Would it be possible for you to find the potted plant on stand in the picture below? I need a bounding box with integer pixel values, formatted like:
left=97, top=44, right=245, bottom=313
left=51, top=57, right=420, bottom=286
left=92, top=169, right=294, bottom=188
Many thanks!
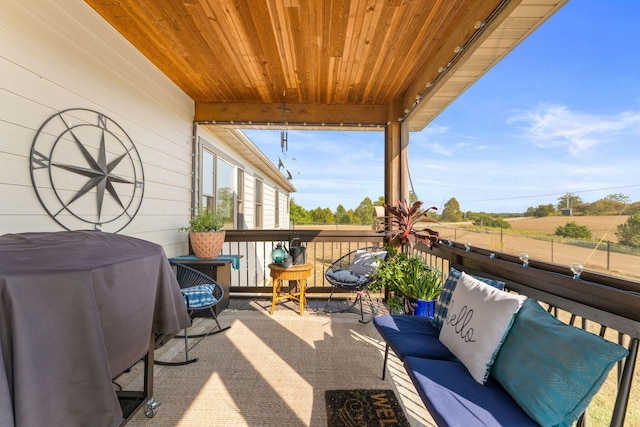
left=180, top=208, right=226, bottom=258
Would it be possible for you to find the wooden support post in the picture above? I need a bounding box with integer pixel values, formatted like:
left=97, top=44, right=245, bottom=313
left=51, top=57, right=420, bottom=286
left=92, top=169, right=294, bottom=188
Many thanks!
left=384, top=99, right=409, bottom=207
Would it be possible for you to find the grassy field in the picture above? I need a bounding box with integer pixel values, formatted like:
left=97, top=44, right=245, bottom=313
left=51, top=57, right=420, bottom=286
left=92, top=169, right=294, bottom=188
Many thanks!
left=434, top=216, right=640, bottom=281
left=299, top=215, right=630, bottom=240
left=505, top=215, right=629, bottom=243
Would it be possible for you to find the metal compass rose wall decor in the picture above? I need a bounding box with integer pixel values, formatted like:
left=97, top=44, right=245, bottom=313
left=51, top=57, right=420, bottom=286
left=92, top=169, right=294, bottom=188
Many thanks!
left=30, top=108, right=145, bottom=233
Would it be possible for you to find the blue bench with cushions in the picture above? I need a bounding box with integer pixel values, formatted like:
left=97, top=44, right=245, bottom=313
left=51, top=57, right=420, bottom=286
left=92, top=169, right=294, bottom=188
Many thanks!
left=373, top=267, right=632, bottom=427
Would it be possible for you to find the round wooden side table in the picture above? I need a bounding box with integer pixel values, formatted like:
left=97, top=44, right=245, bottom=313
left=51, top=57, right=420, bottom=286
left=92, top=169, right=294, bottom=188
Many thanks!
left=268, top=262, right=313, bottom=315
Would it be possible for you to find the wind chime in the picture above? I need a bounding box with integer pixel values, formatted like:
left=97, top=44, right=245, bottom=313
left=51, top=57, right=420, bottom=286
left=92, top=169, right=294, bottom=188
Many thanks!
left=277, top=92, right=294, bottom=180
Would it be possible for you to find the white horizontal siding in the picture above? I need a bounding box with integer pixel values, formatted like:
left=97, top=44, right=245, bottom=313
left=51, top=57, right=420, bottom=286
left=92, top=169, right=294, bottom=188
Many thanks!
left=0, top=0, right=195, bottom=253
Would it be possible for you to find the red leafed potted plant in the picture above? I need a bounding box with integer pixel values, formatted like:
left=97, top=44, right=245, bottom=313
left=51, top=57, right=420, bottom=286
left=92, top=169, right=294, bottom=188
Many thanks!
left=381, top=199, right=439, bottom=249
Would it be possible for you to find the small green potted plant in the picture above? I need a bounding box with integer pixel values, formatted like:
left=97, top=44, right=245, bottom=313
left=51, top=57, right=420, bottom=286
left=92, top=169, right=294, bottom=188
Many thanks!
left=180, top=208, right=226, bottom=258
left=373, top=248, right=442, bottom=316
left=396, top=256, right=442, bottom=316
left=387, top=292, right=404, bottom=315
left=370, top=246, right=403, bottom=292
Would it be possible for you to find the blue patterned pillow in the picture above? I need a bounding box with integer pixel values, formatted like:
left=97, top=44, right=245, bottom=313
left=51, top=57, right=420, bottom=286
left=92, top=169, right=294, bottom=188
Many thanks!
left=431, top=267, right=505, bottom=330
left=492, top=299, right=629, bottom=427
left=182, top=284, right=218, bottom=308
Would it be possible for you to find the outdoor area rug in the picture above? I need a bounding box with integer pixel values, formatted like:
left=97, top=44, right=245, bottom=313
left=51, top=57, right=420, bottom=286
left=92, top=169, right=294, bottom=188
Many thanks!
left=325, top=389, right=410, bottom=427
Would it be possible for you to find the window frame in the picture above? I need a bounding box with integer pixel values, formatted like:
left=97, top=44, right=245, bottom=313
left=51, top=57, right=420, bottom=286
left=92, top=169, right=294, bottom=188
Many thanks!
left=254, top=176, right=263, bottom=229
left=199, top=141, right=244, bottom=229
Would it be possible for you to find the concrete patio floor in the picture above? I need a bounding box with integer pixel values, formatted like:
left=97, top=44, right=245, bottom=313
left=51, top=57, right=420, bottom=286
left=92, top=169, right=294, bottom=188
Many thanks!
left=118, top=296, right=434, bottom=426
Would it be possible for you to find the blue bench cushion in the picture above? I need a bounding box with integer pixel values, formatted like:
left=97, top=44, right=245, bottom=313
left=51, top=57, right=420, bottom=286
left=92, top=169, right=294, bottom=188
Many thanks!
left=182, top=284, right=218, bottom=308
left=373, top=314, right=454, bottom=361
left=492, top=298, right=629, bottom=427
left=403, top=357, right=538, bottom=427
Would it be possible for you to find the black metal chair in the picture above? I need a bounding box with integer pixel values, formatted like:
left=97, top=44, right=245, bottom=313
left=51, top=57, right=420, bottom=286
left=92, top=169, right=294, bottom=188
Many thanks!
left=323, top=246, right=387, bottom=323
left=155, top=262, right=230, bottom=366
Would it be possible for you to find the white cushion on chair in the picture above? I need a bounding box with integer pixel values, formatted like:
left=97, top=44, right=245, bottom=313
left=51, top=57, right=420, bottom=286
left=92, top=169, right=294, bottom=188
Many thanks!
left=348, top=250, right=386, bottom=275
left=182, top=284, right=218, bottom=308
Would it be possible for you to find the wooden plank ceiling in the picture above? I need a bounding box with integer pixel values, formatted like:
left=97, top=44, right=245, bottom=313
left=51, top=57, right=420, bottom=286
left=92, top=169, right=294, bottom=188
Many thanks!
left=84, top=0, right=567, bottom=130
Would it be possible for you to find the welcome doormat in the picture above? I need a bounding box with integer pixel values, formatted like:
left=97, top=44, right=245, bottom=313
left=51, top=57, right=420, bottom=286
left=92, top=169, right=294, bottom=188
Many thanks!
left=325, top=389, right=410, bottom=427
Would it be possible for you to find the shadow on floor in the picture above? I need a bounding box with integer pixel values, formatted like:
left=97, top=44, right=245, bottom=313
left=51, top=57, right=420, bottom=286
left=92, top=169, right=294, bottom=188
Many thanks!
left=227, top=296, right=390, bottom=318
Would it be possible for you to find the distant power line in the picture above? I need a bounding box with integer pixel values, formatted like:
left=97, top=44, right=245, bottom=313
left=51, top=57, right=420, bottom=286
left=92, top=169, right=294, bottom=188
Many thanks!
left=460, top=184, right=640, bottom=204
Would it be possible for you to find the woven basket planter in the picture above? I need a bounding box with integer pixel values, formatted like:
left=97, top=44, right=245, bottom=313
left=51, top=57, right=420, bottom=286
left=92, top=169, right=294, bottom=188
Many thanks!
left=189, top=230, right=226, bottom=258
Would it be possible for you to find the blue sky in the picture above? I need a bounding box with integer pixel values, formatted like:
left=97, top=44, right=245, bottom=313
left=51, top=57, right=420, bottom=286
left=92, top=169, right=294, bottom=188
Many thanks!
left=244, top=1, right=640, bottom=213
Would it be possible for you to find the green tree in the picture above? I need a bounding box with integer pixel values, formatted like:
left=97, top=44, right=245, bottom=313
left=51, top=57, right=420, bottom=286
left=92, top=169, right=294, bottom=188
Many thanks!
left=353, top=197, right=374, bottom=225
left=492, top=217, right=512, bottom=229
left=557, top=193, right=583, bottom=210
left=311, top=207, right=334, bottom=224
left=580, top=199, right=625, bottom=216
left=605, top=193, right=631, bottom=204
left=290, top=199, right=311, bottom=223
left=616, top=212, right=640, bottom=247
left=555, top=221, right=592, bottom=239
left=334, top=204, right=351, bottom=224
left=309, top=207, right=322, bottom=223
left=472, top=213, right=511, bottom=229
left=440, top=197, right=463, bottom=222
left=526, top=204, right=556, bottom=217
left=626, top=202, right=640, bottom=215
left=347, top=208, right=356, bottom=224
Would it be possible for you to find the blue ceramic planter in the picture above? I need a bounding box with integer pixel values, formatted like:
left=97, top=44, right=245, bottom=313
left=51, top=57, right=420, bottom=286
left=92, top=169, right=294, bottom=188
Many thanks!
left=404, top=297, right=436, bottom=317
left=414, top=299, right=436, bottom=317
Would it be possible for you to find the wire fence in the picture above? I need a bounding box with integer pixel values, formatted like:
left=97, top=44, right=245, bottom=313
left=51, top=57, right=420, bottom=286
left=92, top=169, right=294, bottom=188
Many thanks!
left=290, top=222, right=640, bottom=281
left=435, top=226, right=640, bottom=281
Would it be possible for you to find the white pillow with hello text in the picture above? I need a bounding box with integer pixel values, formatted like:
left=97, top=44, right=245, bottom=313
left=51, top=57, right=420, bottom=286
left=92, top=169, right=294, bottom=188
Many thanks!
left=438, top=272, right=526, bottom=384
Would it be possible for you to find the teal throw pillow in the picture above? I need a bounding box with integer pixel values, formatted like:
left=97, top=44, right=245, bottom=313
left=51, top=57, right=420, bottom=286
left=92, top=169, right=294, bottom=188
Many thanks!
left=492, top=298, right=629, bottom=427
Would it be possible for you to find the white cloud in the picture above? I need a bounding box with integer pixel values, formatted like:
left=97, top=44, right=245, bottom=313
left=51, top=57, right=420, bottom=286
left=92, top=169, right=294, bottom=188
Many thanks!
left=510, top=104, right=640, bottom=155
left=410, top=125, right=481, bottom=157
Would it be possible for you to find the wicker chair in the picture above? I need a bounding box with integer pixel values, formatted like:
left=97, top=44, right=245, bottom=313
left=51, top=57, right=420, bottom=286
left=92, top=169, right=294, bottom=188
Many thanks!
left=324, top=246, right=387, bottom=323
left=155, top=262, right=230, bottom=366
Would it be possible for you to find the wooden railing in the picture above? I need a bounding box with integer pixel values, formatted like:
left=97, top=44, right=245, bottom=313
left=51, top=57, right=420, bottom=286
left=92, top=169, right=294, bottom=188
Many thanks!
left=222, top=229, right=640, bottom=425
left=223, top=229, right=384, bottom=295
